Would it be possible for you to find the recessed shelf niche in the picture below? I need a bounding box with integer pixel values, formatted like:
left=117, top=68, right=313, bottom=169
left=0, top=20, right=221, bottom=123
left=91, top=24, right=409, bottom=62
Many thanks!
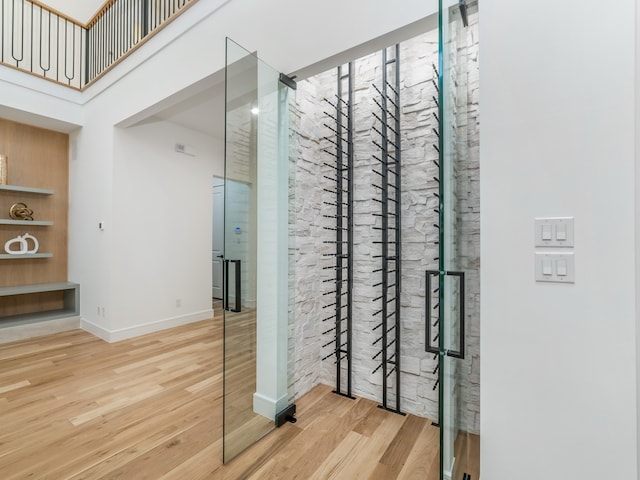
left=0, top=118, right=73, bottom=332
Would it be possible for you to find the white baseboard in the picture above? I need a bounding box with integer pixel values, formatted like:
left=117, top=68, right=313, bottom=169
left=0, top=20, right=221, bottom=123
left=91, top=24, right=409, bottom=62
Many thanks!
left=444, top=456, right=456, bottom=480
left=79, top=318, right=111, bottom=342
left=0, top=316, right=81, bottom=344
left=81, top=309, right=213, bottom=343
left=253, top=391, right=289, bottom=422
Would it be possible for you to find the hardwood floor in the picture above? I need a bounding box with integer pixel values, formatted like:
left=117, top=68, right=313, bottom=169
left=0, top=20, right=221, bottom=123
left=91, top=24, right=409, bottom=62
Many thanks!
left=223, top=306, right=273, bottom=461
left=0, top=309, right=479, bottom=479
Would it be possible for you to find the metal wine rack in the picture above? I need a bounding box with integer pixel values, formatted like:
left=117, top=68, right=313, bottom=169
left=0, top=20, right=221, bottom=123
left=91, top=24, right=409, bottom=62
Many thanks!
left=370, top=45, right=403, bottom=414
left=320, top=62, right=355, bottom=399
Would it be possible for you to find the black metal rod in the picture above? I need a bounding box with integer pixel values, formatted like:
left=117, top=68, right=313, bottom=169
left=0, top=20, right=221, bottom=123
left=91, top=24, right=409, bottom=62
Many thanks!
left=100, top=13, right=105, bottom=75
left=64, top=20, right=76, bottom=83
left=55, top=14, right=59, bottom=81
left=371, top=96, right=397, bottom=121
left=223, top=259, right=229, bottom=311
left=346, top=60, right=354, bottom=398
left=445, top=271, right=466, bottom=359
left=380, top=47, right=390, bottom=410
left=142, top=0, right=150, bottom=37
left=223, top=259, right=242, bottom=313
left=29, top=2, right=33, bottom=72
left=84, top=19, right=89, bottom=85
left=425, top=270, right=439, bottom=355
left=234, top=260, right=241, bottom=312
left=40, top=8, right=51, bottom=73
left=334, top=63, right=344, bottom=396
left=393, top=42, right=402, bottom=412
left=12, top=0, right=25, bottom=64
left=323, top=111, right=350, bottom=130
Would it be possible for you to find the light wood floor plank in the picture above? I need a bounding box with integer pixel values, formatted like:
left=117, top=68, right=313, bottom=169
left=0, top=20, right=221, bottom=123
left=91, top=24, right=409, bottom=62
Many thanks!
left=0, top=307, right=479, bottom=479
left=396, top=421, right=440, bottom=480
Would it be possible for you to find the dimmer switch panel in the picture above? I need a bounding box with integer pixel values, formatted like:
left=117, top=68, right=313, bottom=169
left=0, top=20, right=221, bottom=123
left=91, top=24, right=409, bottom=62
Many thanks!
left=534, top=217, right=574, bottom=247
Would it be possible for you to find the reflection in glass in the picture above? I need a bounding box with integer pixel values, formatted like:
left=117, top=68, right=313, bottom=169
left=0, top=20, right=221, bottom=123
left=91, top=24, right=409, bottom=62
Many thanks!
left=223, top=38, right=295, bottom=463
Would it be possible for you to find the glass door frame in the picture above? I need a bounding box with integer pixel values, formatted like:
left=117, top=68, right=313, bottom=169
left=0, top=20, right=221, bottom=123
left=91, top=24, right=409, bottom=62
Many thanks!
left=222, top=37, right=297, bottom=463
left=438, top=1, right=471, bottom=479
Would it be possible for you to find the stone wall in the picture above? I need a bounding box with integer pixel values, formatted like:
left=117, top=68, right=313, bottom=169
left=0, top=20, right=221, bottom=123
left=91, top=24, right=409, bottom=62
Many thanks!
left=293, top=19, right=480, bottom=434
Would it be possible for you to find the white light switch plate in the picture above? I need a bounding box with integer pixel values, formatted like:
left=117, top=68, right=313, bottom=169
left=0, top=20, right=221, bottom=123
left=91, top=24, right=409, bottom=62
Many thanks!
left=535, top=217, right=574, bottom=247
left=535, top=253, right=575, bottom=283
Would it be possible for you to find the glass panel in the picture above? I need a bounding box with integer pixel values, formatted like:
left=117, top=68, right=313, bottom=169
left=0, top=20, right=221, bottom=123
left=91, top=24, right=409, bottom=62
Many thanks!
left=439, top=1, right=480, bottom=479
left=223, top=38, right=295, bottom=463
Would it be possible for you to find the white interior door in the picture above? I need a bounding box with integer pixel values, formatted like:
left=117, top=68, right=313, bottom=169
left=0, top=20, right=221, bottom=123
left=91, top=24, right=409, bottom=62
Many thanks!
left=212, top=177, right=224, bottom=299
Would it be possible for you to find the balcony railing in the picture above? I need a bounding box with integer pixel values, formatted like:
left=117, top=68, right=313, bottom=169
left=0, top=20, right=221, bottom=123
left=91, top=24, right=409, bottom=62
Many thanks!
left=0, top=0, right=196, bottom=90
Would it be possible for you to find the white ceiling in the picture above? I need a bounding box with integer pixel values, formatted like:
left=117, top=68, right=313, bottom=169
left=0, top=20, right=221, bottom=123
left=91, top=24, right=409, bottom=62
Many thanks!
left=117, top=72, right=227, bottom=140
left=153, top=85, right=226, bottom=139
left=37, top=0, right=106, bottom=23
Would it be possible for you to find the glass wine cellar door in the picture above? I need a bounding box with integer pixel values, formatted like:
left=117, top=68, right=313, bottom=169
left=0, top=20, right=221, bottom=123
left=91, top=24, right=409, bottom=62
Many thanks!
left=433, top=1, right=479, bottom=479
left=222, top=38, right=296, bottom=463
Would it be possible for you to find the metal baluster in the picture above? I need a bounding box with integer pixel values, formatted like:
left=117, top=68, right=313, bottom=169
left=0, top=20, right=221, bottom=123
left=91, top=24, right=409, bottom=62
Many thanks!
left=55, top=14, right=59, bottom=81
left=40, top=7, right=51, bottom=76
left=12, top=0, right=25, bottom=65
left=29, top=1, right=33, bottom=72
left=64, top=20, right=75, bottom=84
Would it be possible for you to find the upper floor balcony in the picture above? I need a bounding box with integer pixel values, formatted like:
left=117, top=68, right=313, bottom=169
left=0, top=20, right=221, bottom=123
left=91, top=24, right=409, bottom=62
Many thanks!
left=0, top=0, right=197, bottom=90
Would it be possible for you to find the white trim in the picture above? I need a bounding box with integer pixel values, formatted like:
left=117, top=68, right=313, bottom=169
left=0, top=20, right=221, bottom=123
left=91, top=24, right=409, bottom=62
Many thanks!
left=252, top=391, right=288, bottom=422
left=80, top=317, right=111, bottom=342
left=81, top=309, right=213, bottom=343
left=0, top=316, right=80, bottom=344
left=443, top=456, right=456, bottom=480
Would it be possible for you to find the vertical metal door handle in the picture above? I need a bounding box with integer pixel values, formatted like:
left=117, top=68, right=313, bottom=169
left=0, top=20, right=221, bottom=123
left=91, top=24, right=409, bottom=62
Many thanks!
left=232, top=259, right=241, bottom=313
left=425, top=270, right=465, bottom=360
left=425, top=270, right=439, bottom=355
left=224, top=260, right=229, bottom=311
left=446, top=271, right=465, bottom=360
left=224, top=259, right=242, bottom=313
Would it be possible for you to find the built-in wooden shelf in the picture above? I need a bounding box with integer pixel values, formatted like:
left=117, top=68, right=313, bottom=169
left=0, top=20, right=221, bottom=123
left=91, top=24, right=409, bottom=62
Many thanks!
left=0, top=219, right=53, bottom=226
left=0, top=253, right=53, bottom=259
left=0, top=121, right=70, bottom=337
left=0, top=185, right=54, bottom=195
left=0, top=282, right=80, bottom=328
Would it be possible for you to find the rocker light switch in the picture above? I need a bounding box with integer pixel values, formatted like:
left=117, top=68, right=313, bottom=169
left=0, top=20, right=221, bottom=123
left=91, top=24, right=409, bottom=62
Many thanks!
left=556, top=223, right=567, bottom=241
left=556, top=259, right=568, bottom=276
left=535, top=217, right=574, bottom=247
left=535, top=253, right=575, bottom=283
left=542, top=258, right=553, bottom=275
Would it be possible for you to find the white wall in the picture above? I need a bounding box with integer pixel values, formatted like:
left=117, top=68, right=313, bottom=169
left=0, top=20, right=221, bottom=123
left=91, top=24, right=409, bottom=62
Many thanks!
left=0, top=67, right=82, bottom=132
left=480, top=1, right=637, bottom=479
left=69, top=112, right=115, bottom=337
left=80, top=119, right=223, bottom=340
